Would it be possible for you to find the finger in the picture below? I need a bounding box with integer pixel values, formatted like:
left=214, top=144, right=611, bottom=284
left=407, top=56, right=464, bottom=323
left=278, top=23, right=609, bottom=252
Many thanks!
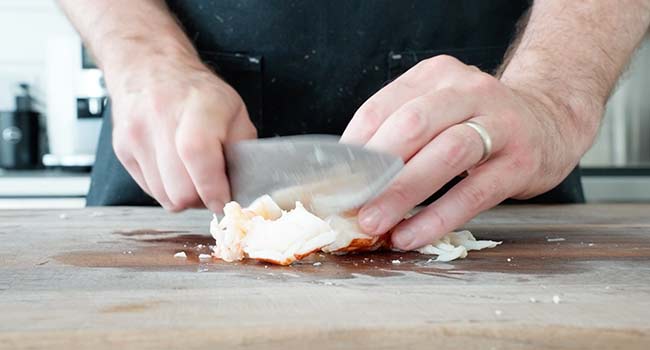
left=174, top=93, right=234, bottom=213
left=133, top=147, right=174, bottom=210
left=364, top=87, right=484, bottom=161
left=340, top=55, right=470, bottom=145
left=114, top=117, right=174, bottom=209
left=113, top=146, right=152, bottom=197
left=390, top=157, right=515, bottom=250
left=174, top=98, right=256, bottom=214
left=177, top=136, right=230, bottom=213
left=360, top=116, right=508, bottom=236
left=155, top=129, right=204, bottom=212
left=359, top=120, right=487, bottom=236
left=111, top=126, right=163, bottom=201
left=127, top=162, right=152, bottom=198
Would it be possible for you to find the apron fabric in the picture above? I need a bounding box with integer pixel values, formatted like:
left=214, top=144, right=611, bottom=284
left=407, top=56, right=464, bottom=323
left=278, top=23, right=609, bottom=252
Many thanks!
left=86, top=0, right=585, bottom=207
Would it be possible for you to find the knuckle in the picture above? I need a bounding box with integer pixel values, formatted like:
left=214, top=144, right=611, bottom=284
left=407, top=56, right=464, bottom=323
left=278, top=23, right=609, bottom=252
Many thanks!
left=395, top=107, right=428, bottom=143
left=510, top=153, right=539, bottom=179
left=148, top=89, right=178, bottom=116
left=468, top=73, right=498, bottom=94
left=119, top=119, right=145, bottom=141
left=419, top=55, right=459, bottom=71
left=424, top=208, right=446, bottom=231
left=458, top=175, right=506, bottom=212
left=440, top=130, right=471, bottom=169
left=388, top=180, right=416, bottom=204
left=435, top=86, right=462, bottom=102
left=488, top=176, right=508, bottom=200
left=112, top=133, right=136, bottom=164
left=456, top=183, right=489, bottom=210
left=354, top=101, right=385, bottom=133
left=175, top=131, right=215, bottom=162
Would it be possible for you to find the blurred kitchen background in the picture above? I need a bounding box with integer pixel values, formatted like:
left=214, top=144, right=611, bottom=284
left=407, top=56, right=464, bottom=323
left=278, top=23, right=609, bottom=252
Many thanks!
left=0, top=0, right=649, bottom=209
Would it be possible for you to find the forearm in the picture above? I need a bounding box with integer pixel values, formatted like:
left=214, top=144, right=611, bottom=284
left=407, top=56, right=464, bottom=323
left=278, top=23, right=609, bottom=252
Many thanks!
left=56, top=0, right=201, bottom=87
left=499, top=0, right=650, bottom=152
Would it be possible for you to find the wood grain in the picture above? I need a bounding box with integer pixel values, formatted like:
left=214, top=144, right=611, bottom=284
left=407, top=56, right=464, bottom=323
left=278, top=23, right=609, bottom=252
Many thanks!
left=1, top=204, right=649, bottom=349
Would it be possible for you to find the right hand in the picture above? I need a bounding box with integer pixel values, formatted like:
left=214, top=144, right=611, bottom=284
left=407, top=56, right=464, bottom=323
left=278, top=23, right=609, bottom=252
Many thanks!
left=108, top=54, right=257, bottom=213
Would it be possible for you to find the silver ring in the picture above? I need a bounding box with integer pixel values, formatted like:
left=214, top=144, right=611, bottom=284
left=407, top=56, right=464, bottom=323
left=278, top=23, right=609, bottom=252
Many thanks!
left=463, top=120, right=492, bottom=165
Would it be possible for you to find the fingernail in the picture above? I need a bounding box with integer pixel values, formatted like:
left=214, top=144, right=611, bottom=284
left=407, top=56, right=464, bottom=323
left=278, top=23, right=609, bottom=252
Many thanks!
left=393, top=227, right=417, bottom=250
left=359, top=206, right=383, bottom=235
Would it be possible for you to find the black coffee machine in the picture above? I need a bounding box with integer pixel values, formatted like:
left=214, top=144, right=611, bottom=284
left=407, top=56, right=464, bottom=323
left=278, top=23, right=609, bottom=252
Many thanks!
left=0, top=84, right=40, bottom=169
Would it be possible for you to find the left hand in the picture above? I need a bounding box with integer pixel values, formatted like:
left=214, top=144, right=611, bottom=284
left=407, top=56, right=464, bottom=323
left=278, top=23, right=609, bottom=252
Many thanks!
left=341, top=55, right=592, bottom=250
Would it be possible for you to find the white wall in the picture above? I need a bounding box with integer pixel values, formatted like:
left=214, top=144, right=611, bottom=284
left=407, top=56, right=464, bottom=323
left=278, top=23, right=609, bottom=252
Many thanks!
left=0, top=0, right=77, bottom=112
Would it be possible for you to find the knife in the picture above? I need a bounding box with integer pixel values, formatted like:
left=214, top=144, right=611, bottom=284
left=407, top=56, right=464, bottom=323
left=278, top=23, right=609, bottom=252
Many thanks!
left=225, top=135, right=404, bottom=217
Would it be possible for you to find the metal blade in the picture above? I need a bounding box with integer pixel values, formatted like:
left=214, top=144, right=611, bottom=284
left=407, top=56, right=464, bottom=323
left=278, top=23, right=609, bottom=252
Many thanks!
left=225, top=135, right=403, bottom=216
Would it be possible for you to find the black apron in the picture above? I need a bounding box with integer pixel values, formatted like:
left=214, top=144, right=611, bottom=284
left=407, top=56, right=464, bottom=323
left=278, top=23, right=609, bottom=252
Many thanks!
left=87, top=0, right=584, bottom=207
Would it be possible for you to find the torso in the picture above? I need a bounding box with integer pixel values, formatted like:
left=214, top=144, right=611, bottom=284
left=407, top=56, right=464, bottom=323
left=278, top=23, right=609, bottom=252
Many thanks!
left=87, top=1, right=585, bottom=206
left=165, top=0, right=529, bottom=136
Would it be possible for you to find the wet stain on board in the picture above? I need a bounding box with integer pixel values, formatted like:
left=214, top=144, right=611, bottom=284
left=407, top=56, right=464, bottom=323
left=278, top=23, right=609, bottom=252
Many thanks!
left=113, top=229, right=191, bottom=237
left=54, top=226, right=650, bottom=282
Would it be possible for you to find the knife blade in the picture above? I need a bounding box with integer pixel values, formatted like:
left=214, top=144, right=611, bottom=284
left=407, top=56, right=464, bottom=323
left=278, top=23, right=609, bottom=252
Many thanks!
left=225, top=135, right=404, bottom=216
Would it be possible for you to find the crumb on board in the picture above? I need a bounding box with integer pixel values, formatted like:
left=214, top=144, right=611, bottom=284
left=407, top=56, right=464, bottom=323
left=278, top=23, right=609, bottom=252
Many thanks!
left=58, top=213, right=68, bottom=220
left=494, top=310, right=503, bottom=316
left=529, top=297, right=537, bottom=303
left=173, top=251, right=187, bottom=259
left=507, top=258, right=512, bottom=262
left=198, top=254, right=212, bottom=260
left=552, top=295, right=561, bottom=304
left=391, top=260, right=401, bottom=265
left=313, top=262, right=322, bottom=267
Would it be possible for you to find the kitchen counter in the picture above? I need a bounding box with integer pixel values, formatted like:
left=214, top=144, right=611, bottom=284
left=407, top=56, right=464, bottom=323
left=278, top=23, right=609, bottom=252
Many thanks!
left=1, top=205, right=649, bottom=349
left=0, top=169, right=89, bottom=209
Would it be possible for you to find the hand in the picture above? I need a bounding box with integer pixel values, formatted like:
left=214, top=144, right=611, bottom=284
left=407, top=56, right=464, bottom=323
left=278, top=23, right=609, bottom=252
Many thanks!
left=341, top=55, right=592, bottom=250
left=108, top=54, right=257, bottom=212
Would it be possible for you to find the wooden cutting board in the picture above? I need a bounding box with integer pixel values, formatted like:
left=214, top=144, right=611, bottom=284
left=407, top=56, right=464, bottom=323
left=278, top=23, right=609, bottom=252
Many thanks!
left=1, top=204, right=650, bottom=349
